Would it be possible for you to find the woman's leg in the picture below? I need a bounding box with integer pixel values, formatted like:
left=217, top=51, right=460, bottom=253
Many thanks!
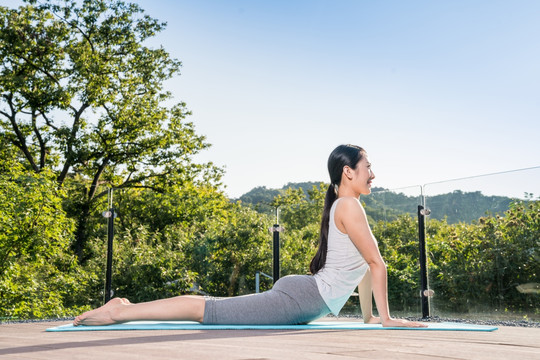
left=358, top=268, right=380, bottom=324
left=204, top=275, right=329, bottom=325
left=73, top=295, right=205, bottom=326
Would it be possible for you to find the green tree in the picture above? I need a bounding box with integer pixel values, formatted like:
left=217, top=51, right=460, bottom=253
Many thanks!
left=113, top=183, right=230, bottom=235
left=0, top=149, right=85, bottom=319
left=79, top=224, right=198, bottom=306
left=270, top=183, right=326, bottom=231
left=372, top=215, right=421, bottom=311
left=269, top=184, right=326, bottom=277
left=427, top=199, right=539, bottom=313
left=187, top=205, right=273, bottom=297
left=0, top=0, right=221, bottom=260
left=279, top=223, right=319, bottom=276
left=0, top=161, right=74, bottom=279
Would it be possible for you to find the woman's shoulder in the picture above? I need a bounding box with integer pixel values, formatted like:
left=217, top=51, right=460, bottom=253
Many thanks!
left=334, top=197, right=365, bottom=217
left=336, top=196, right=362, bottom=208
left=334, top=197, right=366, bottom=234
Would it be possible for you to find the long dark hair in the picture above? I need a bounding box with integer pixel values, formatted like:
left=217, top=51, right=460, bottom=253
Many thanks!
left=309, top=144, right=365, bottom=274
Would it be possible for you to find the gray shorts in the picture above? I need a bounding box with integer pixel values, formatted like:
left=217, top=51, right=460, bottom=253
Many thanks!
left=203, top=275, right=330, bottom=325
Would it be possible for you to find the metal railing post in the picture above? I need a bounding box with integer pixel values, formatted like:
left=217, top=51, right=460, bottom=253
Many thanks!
left=255, top=271, right=273, bottom=293
left=255, top=271, right=260, bottom=293
left=103, top=188, right=116, bottom=304
left=272, top=224, right=280, bottom=284
left=417, top=204, right=430, bottom=318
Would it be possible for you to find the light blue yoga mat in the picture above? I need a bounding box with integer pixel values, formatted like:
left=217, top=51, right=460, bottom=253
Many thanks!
left=46, top=321, right=497, bottom=332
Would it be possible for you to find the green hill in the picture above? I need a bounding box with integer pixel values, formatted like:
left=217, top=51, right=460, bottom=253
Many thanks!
left=237, top=183, right=518, bottom=224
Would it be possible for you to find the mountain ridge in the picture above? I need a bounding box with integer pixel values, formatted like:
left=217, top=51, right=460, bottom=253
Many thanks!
left=237, top=182, right=518, bottom=224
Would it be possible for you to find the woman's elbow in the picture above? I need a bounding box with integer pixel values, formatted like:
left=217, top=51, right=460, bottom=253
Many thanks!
left=367, top=258, right=386, bottom=270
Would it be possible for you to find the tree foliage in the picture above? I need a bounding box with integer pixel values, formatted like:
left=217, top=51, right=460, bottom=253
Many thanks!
left=0, top=156, right=73, bottom=277
left=0, top=0, right=221, bottom=258
left=428, top=200, right=540, bottom=312
left=188, top=205, right=273, bottom=297
left=0, top=149, right=88, bottom=318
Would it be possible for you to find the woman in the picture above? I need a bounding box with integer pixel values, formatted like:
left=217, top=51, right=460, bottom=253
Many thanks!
left=74, top=144, right=425, bottom=328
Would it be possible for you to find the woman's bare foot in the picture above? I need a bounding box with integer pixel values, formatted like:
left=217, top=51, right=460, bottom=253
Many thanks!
left=73, top=298, right=131, bottom=326
left=364, top=315, right=381, bottom=324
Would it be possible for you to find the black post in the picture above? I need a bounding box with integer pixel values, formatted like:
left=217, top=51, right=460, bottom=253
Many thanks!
left=272, top=224, right=280, bottom=284
left=417, top=205, right=430, bottom=318
left=104, top=207, right=115, bottom=304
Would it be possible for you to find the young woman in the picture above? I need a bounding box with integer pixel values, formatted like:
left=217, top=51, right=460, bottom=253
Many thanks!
left=74, top=144, right=426, bottom=328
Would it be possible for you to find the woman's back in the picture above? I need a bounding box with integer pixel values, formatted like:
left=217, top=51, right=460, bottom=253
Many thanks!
left=313, top=197, right=368, bottom=315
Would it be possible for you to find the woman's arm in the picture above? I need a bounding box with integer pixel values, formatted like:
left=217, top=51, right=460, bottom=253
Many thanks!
left=337, top=198, right=426, bottom=328
left=358, top=268, right=380, bottom=324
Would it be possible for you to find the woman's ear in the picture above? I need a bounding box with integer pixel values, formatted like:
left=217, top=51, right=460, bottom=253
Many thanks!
left=343, top=166, right=353, bottom=180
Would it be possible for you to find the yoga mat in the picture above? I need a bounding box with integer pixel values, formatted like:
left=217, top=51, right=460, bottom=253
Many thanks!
left=47, top=321, right=497, bottom=332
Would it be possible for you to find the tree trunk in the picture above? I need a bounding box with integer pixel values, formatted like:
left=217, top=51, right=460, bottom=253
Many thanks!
left=73, top=158, right=109, bottom=262
left=73, top=201, right=91, bottom=263
left=228, top=262, right=241, bottom=297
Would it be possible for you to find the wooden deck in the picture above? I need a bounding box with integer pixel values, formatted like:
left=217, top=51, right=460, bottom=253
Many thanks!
left=1, top=318, right=539, bottom=359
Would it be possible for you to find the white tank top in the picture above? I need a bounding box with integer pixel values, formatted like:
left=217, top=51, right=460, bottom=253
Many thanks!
left=313, top=198, right=369, bottom=315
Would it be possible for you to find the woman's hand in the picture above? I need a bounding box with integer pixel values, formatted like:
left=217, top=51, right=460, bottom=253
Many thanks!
left=382, top=318, right=428, bottom=328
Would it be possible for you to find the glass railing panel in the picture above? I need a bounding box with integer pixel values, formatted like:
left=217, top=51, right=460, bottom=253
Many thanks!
left=4, top=167, right=536, bottom=322
left=102, top=186, right=275, bottom=302
left=424, top=167, right=540, bottom=322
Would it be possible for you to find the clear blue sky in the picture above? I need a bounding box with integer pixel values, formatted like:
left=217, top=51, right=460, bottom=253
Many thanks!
left=7, top=0, right=540, bottom=198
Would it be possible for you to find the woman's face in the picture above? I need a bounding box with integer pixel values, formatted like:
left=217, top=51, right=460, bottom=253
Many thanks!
left=351, top=155, right=375, bottom=195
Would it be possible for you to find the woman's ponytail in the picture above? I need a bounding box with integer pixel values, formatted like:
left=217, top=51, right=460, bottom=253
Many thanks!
left=310, top=144, right=364, bottom=275
left=309, top=184, right=337, bottom=274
